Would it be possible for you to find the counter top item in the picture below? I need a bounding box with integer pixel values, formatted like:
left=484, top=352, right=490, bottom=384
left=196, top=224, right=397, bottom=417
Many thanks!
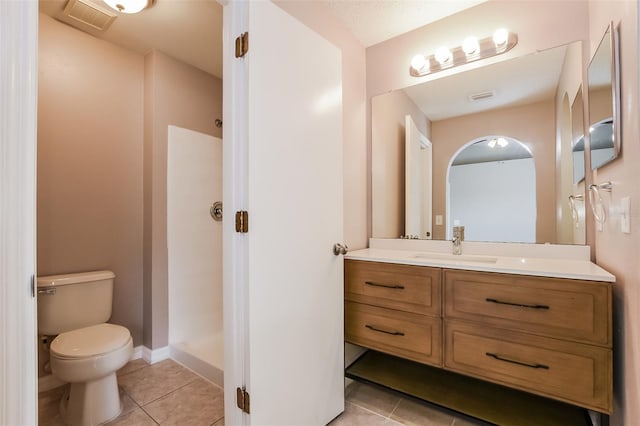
left=345, top=240, right=614, bottom=282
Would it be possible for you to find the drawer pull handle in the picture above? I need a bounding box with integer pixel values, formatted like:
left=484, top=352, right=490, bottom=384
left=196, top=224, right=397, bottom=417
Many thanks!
left=365, top=324, right=405, bottom=336
left=486, top=352, right=549, bottom=370
left=485, top=298, right=549, bottom=310
left=365, top=281, right=405, bottom=290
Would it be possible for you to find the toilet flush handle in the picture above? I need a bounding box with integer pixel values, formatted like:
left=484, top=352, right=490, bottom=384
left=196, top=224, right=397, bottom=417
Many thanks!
left=37, top=288, right=56, bottom=295
left=333, top=243, right=348, bottom=256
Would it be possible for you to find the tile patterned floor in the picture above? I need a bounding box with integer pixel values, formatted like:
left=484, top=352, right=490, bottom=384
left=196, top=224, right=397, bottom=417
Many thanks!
left=38, top=360, right=487, bottom=426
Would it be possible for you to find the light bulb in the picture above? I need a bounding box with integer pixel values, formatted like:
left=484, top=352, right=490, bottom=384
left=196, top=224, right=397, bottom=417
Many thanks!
left=497, top=137, right=509, bottom=147
left=488, top=139, right=497, bottom=148
left=435, top=47, right=452, bottom=64
left=462, top=36, right=479, bottom=55
left=410, top=54, right=428, bottom=72
left=493, top=28, right=509, bottom=47
left=103, top=0, right=150, bottom=13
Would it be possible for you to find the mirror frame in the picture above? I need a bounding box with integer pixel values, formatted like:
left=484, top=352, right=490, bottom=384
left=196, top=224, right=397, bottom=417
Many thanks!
left=588, top=21, right=621, bottom=170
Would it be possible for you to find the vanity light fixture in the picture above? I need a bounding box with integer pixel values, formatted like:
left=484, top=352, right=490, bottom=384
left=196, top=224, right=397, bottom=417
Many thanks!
left=410, top=28, right=517, bottom=77
left=103, top=0, right=154, bottom=13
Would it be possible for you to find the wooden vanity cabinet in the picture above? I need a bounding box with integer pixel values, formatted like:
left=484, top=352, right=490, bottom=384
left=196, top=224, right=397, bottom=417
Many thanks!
left=344, top=260, right=613, bottom=414
left=345, top=260, right=442, bottom=366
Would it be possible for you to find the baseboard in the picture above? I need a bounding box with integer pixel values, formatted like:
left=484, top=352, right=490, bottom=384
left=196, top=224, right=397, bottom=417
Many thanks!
left=142, top=345, right=170, bottom=364
left=38, top=374, right=66, bottom=393
left=130, top=345, right=143, bottom=361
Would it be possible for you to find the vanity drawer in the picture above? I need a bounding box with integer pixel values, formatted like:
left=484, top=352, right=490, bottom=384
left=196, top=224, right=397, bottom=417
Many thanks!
left=345, top=260, right=441, bottom=315
left=444, top=321, right=612, bottom=413
left=346, top=301, right=442, bottom=367
left=444, top=270, right=611, bottom=346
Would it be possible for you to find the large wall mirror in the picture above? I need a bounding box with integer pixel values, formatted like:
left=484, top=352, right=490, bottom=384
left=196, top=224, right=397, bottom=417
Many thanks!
left=372, top=41, right=586, bottom=245
left=588, top=22, right=621, bottom=170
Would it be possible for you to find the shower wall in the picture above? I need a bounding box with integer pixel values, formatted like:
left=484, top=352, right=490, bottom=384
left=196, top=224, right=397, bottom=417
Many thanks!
left=167, top=125, right=223, bottom=383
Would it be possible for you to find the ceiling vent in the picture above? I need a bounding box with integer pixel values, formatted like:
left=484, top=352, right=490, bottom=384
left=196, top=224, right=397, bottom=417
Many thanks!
left=58, top=0, right=117, bottom=35
left=468, top=90, right=496, bottom=102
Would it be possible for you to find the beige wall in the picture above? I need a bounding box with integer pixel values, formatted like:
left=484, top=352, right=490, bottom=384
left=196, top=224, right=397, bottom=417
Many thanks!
left=587, top=2, right=640, bottom=425
left=275, top=1, right=368, bottom=250
left=37, top=14, right=144, bottom=345
left=371, top=90, right=430, bottom=238
left=144, top=50, right=222, bottom=349
left=431, top=100, right=556, bottom=242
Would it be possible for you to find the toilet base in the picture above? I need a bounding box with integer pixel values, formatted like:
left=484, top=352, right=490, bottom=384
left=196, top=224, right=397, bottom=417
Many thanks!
left=59, top=373, right=122, bottom=426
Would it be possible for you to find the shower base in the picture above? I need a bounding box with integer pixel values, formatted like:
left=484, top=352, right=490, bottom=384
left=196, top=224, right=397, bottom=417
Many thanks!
left=170, top=331, right=224, bottom=387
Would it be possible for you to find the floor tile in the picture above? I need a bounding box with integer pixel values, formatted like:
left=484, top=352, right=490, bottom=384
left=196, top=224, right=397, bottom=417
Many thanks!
left=451, top=416, right=490, bottom=426
left=143, top=377, right=224, bottom=426
left=211, top=418, right=225, bottom=426
left=329, top=402, right=402, bottom=426
left=345, top=382, right=402, bottom=417
left=118, top=359, right=149, bottom=377
left=38, top=385, right=67, bottom=426
left=106, top=408, right=158, bottom=426
left=117, top=359, right=199, bottom=406
left=390, top=398, right=455, bottom=426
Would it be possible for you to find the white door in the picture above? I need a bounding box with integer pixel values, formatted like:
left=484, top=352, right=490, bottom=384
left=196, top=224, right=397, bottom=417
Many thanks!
left=405, top=115, right=433, bottom=239
left=0, top=0, right=38, bottom=424
left=223, top=1, right=344, bottom=425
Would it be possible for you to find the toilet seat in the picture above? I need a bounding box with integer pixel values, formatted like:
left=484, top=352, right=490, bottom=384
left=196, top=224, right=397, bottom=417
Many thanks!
left=51, top=323, right=131, bottom=359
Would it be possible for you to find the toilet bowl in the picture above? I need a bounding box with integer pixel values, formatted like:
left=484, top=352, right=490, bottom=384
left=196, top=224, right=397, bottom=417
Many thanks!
left=50, top=323, right=133, bottom=425
left=37, top=271, right=133, bottom=426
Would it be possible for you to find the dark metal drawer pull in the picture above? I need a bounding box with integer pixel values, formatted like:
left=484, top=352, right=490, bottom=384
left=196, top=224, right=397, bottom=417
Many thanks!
left=485, top=298, right=549, bottom=310
left=486, top=352, right=549, bottom=370
left=365, top=281, right=405, bottom=290
left=365, top=324, right=405, bottom=336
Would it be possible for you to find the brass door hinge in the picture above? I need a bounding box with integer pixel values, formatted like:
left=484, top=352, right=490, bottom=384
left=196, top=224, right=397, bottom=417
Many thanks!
left=235, top=32, right=249, bottom=58
left=236, top=386, right=250, bottom=414
left=235, top=211, right=248, bottom=233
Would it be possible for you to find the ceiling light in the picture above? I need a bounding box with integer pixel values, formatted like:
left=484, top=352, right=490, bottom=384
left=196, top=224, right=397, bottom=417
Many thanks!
left=103, top=0, right=153, bottom=14
left=493, top=28, right=509, bottom=47
left=410, top=54, right=428, bottom=72
left=488, top=139, right=497, bottom=148
left=435, top=47, right=452, bottom=64
left=462, top=36, right=479, bottom=55
left=497, top=137, right=509, bottom=147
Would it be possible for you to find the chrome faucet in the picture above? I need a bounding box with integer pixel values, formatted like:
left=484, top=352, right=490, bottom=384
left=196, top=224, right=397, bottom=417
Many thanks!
left=452, top=225, right=464, bottom=255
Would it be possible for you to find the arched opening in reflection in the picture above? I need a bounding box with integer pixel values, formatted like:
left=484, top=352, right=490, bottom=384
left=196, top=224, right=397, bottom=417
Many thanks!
left=446, top=136, right=536, bottom=243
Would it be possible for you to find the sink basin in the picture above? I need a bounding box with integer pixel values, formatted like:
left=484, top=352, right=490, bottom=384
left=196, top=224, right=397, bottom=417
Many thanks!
left=414, top=252, right=498, bottom=264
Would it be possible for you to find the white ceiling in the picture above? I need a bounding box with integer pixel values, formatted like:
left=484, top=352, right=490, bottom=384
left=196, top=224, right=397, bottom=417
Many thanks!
left=38, top=0, right=486, bottom=78
left=39, top=0, right=224, bottom=78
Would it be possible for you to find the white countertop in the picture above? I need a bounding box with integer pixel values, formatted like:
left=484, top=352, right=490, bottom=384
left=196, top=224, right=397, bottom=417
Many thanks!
left=345, top=247, right=616, bottom=282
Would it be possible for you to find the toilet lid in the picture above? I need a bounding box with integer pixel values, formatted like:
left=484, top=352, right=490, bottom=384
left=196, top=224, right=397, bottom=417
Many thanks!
left=51, top=323, right=131, bottom=359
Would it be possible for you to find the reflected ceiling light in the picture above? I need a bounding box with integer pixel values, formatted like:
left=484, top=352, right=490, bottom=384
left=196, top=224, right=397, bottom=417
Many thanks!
left=409, top=29, right=518, bottom=77
left=103, top=0, right=153, bottom=13
left=488, top=137, right=509, bottom=148
left=462, top=36, right=480, bottom=55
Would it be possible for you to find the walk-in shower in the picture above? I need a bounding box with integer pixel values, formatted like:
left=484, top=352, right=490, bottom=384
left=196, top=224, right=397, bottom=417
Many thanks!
left=167, top=125, right=223, bottom=385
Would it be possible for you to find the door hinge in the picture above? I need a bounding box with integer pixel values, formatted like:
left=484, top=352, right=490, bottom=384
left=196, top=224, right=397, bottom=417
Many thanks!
left=235, top=32, right=249, bottom=58
left=236, top=386, right=250, bottom=414
left=235, top=210, right=249, bottom=233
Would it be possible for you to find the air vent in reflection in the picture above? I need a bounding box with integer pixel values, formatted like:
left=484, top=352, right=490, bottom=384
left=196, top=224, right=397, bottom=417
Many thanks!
left=468, top=90, right=496, bottom=102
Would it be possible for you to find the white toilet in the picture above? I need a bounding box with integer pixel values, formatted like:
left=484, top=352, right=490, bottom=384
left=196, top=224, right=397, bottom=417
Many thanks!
left=37, top=270, right=133, bottom=426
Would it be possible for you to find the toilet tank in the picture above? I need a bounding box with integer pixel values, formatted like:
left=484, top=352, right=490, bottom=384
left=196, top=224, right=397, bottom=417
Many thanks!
left=37, top=270, right=115, bottom=335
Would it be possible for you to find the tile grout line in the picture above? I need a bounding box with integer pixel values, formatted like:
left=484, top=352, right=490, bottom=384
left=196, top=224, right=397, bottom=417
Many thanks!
left=387, top=398, right=403, bottom=421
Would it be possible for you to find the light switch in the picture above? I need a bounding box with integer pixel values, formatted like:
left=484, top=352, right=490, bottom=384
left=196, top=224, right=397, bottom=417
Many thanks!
left=621, top=196, right=631, bottom=233
left=435, top=215, right=443, bottom=225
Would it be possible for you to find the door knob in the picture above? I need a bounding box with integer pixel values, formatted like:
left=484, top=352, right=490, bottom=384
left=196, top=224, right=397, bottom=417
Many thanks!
left=333, top=243, right=348, bottom=256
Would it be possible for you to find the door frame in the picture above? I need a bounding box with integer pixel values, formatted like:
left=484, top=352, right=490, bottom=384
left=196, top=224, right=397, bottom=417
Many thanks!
left=0, top=0, right=39, bottom=424
left=221, top=0, right=249, bottom=424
